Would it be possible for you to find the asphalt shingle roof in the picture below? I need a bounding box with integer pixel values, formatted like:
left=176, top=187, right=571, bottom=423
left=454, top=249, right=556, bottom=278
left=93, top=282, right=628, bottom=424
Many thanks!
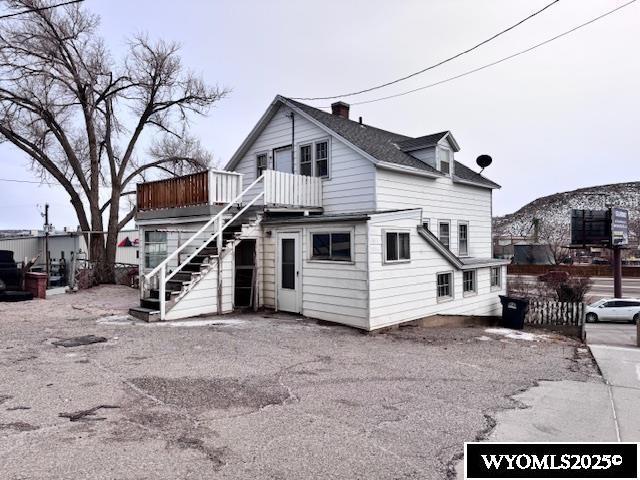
left=284, top=98, right=500, bottom=189
left=396, top=132, right=450, bottom=152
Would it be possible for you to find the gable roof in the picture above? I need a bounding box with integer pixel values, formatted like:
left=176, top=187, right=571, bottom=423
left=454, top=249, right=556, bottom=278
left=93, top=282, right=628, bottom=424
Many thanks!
left=396, top=131, right=459, bottom=152
left=226, top=95, right=500, bottom=189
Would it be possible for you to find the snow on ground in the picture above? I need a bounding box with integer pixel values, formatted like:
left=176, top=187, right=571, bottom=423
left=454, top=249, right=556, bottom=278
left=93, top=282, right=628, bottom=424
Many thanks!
left=485, top=328, right=548, bottom=341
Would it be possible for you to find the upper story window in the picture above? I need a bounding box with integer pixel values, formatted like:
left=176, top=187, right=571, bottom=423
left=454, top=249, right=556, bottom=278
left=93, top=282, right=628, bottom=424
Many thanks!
left=458, top=222, right=469, bottom=256
left=439, top=148, right=451, bottom=175
left=256, top=153, right=267, bottom=177
left=144, top=231, right=167, bottom=269
left=299, top=140, right=329, bottom=178
left=385, top=231, right=410, bottom=262
left=299, top=145, right=312, bottom=176
left=438, top=221, right=450, bottom=249
left=315, top=141, right=329, bottom=178
left=311, top=232, right=351, bottom=261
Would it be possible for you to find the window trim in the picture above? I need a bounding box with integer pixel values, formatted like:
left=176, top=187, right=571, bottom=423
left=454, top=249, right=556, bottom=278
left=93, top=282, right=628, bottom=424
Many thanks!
left=295, top=137, right=331, bottom=179
left=308, top=228, right=354, bottom=263
left=462, top=269, right=477, bottom=296
left=299, top=143, right=312, bottom=176
left=490, top=266, right=502, bottom=291
left=438, top=220, right=451, bottom=249
left=458, top=221, right=469, bottom=257
left=383, top=230, right=411, bottom=264
left=438, top=146, right=452, bottom=176
left=256, top=151, right=269, bottom=178
left=436, top=270, right=454, bottom=302
left=314, top=139, right=330, bottom=179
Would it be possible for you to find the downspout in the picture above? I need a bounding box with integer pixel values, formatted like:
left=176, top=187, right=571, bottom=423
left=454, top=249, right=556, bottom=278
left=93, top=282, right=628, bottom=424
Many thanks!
left=288, top=111, right=295, bottom=172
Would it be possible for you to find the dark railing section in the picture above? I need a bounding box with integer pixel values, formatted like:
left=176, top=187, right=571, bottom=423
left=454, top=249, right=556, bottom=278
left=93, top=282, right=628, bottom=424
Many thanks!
left=137, top=171, right=209, bottom=211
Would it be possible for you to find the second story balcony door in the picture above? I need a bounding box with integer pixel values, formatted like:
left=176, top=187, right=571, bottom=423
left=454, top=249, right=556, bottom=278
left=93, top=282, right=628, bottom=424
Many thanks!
left=273, top=146, right=293, bottom=174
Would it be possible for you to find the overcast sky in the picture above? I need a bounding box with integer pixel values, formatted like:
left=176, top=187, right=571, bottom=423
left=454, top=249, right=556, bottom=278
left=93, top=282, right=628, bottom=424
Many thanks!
left=0, top=0, right=638, bottom=230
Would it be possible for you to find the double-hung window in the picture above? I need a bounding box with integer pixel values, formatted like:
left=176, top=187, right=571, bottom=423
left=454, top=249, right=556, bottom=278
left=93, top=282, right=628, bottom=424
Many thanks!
left=458, top=222, right=469, bottom=256
left=144, top=231, right=167, bottom=269
left=385, top=231, right=410, bottom=262
left=437, top=272, right=453, bottom=300
left=439, top=148, right=451, bottom=175
left=299, top=145, right=312, bottom=176
left=256, top=153, right=267, bottom=177
left=311, top=232, right=351, bottom=261
left=463, top=270, right=476, bottom=294
left=299, top=140, right=329, bottom=177
left=491, top=266, right=502, bottom=289
left=315, top=141, right=329, bottom=178
left=438, top=221, right=450, bottom=249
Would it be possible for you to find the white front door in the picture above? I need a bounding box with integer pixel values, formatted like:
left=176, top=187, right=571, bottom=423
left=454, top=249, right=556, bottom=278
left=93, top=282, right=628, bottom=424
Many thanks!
left=277, top=232, right=301, bottom=313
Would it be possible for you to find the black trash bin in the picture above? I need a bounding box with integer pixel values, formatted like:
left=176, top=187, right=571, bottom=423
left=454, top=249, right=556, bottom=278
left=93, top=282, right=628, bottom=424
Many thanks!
left=499, top=295, right=529, bottom=330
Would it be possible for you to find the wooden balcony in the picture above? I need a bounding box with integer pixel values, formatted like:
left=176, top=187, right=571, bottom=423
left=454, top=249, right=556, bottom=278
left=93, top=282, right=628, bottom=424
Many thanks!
left=136, top=169, right=322, bottom=215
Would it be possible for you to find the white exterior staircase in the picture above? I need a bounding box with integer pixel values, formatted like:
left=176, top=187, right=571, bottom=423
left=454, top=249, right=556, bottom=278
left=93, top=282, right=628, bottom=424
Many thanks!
left=130, top=175, right=266, bottom=322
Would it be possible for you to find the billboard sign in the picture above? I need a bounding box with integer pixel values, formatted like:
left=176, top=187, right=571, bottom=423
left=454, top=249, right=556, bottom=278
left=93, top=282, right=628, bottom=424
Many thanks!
left=611, top=207, right=629, bottom=246
left=571, top=209, right=610, bottom=246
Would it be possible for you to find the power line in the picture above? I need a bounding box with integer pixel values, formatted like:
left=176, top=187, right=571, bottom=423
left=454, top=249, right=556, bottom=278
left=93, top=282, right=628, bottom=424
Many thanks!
left=330, top=0, right=637, bottom=107
left=0, top=0, right=84, bottom=20
left=291, top=0, right=561, bottom=101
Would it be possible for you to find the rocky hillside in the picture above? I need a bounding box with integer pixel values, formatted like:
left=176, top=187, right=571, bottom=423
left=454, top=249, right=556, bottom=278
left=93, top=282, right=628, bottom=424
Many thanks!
left=494, top=182, right=640, bottom=239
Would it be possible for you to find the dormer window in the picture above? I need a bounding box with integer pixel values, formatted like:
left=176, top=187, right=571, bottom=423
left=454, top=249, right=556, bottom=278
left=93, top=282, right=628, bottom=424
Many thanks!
left=438, top=148, right=451, bottom=175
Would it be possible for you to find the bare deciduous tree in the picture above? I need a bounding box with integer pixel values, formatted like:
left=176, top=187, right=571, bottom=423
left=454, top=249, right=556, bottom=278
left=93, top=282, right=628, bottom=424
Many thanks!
left=0, top=0, right=227, bottom=281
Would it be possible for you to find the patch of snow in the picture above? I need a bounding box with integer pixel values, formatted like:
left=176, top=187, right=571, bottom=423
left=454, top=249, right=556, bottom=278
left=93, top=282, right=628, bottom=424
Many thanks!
left=485, top=328, right=547, bottom=342
left=476, top=336, right=493, bottom=341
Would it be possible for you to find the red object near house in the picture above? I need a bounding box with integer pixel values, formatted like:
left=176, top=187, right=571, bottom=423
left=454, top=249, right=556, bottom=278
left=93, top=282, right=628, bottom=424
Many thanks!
left=24, top=272, right=48, bottom=299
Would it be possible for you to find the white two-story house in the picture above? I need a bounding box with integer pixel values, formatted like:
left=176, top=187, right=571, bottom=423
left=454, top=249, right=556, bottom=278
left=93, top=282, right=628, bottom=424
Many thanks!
left=132, top=95, right=508, bottom=330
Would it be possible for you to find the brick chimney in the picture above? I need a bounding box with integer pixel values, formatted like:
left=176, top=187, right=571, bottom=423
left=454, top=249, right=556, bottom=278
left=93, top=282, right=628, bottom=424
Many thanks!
left=331, top=101, right=350, bottom=119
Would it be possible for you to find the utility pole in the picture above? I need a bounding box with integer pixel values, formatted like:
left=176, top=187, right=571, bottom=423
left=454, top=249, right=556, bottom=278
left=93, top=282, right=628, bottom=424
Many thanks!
left=44, top=203, right=50, bottom=288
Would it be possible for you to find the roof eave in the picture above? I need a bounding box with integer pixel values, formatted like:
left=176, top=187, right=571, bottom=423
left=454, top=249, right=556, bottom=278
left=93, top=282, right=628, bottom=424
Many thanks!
left=452, top=176, right=501, bottom=190
left=376, top=161, right=442, bottom=179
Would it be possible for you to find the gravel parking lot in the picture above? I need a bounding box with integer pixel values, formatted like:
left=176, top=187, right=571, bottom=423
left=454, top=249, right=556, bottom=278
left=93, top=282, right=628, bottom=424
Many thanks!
left=0, top=286, right=599, bottom=479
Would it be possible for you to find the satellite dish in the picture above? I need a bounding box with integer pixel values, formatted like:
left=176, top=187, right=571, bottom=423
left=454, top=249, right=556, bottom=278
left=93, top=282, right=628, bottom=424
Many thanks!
left=476, top=154, right=492, bottom=172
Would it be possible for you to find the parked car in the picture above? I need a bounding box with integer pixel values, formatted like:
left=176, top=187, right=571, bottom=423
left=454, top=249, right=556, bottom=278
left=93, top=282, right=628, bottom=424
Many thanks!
left=585, top=299, right=640, bottom=324
left=538, top=270, right=570, bottom=283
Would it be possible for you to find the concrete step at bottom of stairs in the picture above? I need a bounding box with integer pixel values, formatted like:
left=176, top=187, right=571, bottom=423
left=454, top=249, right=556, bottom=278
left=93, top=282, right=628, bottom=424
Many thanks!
left=128, top=306, right=160, bottom=323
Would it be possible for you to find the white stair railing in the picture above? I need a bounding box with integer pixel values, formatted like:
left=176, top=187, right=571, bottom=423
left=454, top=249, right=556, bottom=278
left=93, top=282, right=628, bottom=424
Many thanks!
left=143, top=174, right=265, bottom=319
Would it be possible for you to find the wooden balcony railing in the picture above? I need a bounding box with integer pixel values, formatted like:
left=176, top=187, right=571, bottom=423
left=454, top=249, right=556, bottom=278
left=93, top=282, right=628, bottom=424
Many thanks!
left=264, top=170, right=323, bottom=208
left=137, top=169, right=322, bottom=212
left=137, top=171, right=209, bottom=211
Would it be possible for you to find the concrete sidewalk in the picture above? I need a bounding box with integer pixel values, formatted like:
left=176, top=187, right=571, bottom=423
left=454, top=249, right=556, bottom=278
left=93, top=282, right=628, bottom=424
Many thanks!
left=589, top=344, right=640, bottom=441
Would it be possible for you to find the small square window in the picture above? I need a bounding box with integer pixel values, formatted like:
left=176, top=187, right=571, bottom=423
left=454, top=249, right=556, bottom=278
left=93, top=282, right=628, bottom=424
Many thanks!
left=463, top=270, right=476, bottom=294
left=385, top=232, right=410, bottom=262
left=437, top=272, right=452, bottom=299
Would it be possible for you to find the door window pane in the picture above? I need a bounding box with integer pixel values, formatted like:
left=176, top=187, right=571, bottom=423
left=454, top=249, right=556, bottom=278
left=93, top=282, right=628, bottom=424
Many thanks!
left=281, top=238, right=295, bottom=289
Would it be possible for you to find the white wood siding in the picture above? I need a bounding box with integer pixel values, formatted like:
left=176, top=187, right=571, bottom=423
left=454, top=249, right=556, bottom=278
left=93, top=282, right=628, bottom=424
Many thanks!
left=375, top=169, right=493, bottom=258
left=261, top=222, right=369, bottom=329
left=367, top=210, right=504, bottom=330
left=232, top=104, right=376, bottom=213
